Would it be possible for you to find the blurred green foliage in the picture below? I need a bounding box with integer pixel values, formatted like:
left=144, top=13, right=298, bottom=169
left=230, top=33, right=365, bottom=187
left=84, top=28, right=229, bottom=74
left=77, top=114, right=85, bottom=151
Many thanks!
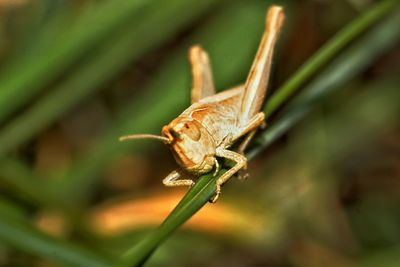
left=0, top=0, right=399, bottom=267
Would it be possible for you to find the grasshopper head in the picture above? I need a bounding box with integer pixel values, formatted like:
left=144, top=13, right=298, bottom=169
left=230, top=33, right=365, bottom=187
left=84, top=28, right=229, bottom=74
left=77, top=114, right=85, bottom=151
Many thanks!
left=162, top=118, right=216, bottom=175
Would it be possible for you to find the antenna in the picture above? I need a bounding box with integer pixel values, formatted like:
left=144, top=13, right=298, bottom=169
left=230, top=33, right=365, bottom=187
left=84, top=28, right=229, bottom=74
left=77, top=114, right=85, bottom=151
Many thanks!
left=119, top=134, right=170, bottom=144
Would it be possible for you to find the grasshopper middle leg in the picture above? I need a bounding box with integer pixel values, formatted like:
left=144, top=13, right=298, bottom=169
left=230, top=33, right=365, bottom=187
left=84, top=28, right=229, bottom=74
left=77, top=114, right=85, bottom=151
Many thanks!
left=236, top=130, right=257, bottom=181
left=163, top=170, right=195, bottom=187
left=210, top=148, right=247, bottom=203
left=237, top=113, right=267, bottom=153
left=212, top=112, right=265, bottom=195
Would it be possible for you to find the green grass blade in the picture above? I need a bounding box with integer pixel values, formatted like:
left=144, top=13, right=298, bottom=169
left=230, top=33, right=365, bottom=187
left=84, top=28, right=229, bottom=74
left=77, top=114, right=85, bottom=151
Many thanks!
left=264, top=0, right=399, bottom=116
left=0, top=212, right=113, bottom=267
left=115, top=5, right=400, bottom=266
left=117, top=172, right=219, bottom=267
left=0, top=0, right=150, bottom=123
left=0, top=158, right=56, bottom=207
left=0, top=197, right=28, bottom=222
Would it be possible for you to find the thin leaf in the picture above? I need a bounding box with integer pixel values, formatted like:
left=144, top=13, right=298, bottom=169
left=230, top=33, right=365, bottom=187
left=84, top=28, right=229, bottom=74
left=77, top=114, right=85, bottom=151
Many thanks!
left=117, top=172, right=219, bottom=267
left=0, top=0, right=149, bottom=123
left=0, top=212, right=113, bottom=267
left=0, top=159, right=57, bottom=207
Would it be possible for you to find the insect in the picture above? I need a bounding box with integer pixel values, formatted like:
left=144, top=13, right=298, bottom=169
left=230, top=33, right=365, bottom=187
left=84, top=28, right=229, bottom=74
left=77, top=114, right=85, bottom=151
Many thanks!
left=120, top=6, right=285, bottom=202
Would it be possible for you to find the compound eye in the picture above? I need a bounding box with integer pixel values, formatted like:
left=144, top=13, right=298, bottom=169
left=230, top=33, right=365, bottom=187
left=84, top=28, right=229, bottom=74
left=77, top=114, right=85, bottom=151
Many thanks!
left=170, top=129, right=182, bottom=140
left=183, top=122, right=201, bottom=141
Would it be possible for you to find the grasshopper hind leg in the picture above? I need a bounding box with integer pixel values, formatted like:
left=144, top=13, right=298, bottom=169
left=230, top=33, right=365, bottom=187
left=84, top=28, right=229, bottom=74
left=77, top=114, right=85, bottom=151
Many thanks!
left=189, top=45, right=215, bottom=104
left=163, top=170, right=195, bottom=188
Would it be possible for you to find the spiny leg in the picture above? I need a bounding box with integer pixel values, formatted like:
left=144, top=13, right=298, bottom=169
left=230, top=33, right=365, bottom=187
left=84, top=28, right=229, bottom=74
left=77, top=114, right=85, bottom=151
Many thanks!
left=235, top=112, right=266, bottom=146
left=210, top=148, right=247, bottom=203
left=236, top=130, right=257, bottom=181
left=221, top=111, right=265, bottom=167
left=189, top=45, right=215, bottom=104
left=163, top=170, right=194, bottom=187
left=237, top=113, right=267, bottom=154
left=218, top=112, right=265, bottom=182
left=213, top=158, right=220, bottom=176
left=237, top=130, right=257, bottom=155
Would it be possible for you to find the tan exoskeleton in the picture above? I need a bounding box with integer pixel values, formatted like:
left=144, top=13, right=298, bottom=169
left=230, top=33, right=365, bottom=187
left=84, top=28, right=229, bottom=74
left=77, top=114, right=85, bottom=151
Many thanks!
left=120, top=6, right=285, bottom=202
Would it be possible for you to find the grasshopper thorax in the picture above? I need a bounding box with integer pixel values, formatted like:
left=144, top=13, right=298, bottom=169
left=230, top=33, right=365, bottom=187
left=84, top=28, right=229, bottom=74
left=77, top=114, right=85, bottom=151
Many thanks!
left=162, top=118, right=216, bottom=175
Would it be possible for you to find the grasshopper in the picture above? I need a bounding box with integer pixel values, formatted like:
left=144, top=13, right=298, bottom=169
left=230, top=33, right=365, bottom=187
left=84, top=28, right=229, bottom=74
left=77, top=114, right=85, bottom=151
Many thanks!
left=120, top=6, right=284, bottom=202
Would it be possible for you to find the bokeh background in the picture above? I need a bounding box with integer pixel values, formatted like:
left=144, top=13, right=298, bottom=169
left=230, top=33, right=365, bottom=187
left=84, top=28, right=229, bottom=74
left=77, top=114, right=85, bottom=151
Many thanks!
left=0, top=0, right=399, bottom=266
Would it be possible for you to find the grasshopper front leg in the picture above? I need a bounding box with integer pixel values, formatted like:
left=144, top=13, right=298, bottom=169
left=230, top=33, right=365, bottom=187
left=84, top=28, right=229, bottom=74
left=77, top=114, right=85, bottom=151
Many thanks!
left=163, top=170, right=195, bottom=187
left=210, top=148, right=247, bottom=203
